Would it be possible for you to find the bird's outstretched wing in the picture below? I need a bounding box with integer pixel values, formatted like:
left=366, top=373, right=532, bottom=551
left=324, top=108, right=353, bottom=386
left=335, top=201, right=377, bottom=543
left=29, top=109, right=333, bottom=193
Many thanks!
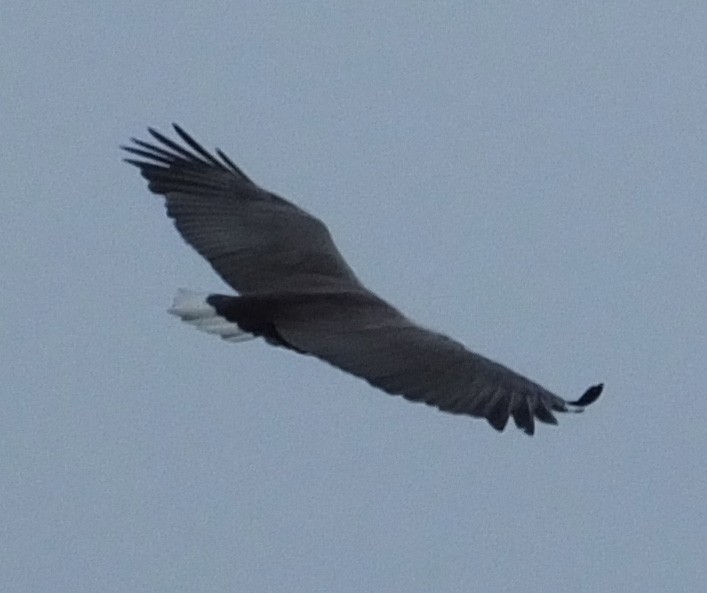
left=123, top=124, right=362, bottom=294
left=268, top=292, right=602, bottom=435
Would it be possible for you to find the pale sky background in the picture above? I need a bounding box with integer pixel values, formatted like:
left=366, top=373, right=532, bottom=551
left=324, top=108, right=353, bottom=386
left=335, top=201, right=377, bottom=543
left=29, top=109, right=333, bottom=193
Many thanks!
left=2, top=2, right=706, bottom=592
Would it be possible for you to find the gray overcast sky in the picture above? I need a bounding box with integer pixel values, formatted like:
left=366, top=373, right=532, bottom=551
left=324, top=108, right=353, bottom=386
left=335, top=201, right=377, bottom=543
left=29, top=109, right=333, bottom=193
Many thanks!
left=2, top=2, right=706, bottom=592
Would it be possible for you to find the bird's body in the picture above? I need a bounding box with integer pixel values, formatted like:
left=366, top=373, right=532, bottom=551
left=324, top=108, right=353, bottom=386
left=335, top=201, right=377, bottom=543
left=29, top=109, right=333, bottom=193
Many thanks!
left=123, top=125, right=602, bottom=435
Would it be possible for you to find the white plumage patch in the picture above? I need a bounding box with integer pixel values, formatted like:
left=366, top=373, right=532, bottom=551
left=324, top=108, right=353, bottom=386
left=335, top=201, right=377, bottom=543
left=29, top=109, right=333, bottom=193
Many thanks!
left=167, top=288, right=255, bottom=342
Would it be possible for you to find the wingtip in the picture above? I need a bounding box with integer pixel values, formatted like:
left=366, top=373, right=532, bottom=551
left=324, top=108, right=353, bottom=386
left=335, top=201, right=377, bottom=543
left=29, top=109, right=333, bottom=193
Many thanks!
left=569, top=383, right=604, bottom=408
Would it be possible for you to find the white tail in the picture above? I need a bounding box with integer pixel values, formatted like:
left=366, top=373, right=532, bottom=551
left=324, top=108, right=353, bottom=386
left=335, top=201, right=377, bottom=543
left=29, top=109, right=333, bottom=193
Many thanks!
left=167, top=288, right=255, bottom=343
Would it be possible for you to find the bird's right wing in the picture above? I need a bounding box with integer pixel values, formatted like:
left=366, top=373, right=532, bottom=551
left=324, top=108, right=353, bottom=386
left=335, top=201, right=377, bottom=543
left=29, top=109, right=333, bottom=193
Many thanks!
left=123, top=125, right=363, bottom=294
left=274, top=296, right=602, bottom=435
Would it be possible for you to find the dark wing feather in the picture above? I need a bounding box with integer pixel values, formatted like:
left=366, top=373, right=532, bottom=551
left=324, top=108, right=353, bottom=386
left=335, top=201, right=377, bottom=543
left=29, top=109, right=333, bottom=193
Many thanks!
left=274, top=296, right=602, bottom=435
left=122, top=125, right=362, bottom=294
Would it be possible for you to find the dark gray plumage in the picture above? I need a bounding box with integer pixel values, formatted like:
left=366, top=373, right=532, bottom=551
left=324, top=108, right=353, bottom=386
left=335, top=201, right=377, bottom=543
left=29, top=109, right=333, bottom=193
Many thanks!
left=123, top=125, right=602, bottom=436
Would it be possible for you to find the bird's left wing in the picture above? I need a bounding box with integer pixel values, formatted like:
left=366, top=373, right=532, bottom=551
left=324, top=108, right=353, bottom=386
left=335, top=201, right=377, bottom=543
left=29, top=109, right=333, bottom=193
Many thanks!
left=274, top=295, right=602, bottom=435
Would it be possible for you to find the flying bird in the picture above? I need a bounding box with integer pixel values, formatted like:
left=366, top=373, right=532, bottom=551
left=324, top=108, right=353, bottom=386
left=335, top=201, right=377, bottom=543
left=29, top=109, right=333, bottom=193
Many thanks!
left=123, top=125, right=602, bottom=436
